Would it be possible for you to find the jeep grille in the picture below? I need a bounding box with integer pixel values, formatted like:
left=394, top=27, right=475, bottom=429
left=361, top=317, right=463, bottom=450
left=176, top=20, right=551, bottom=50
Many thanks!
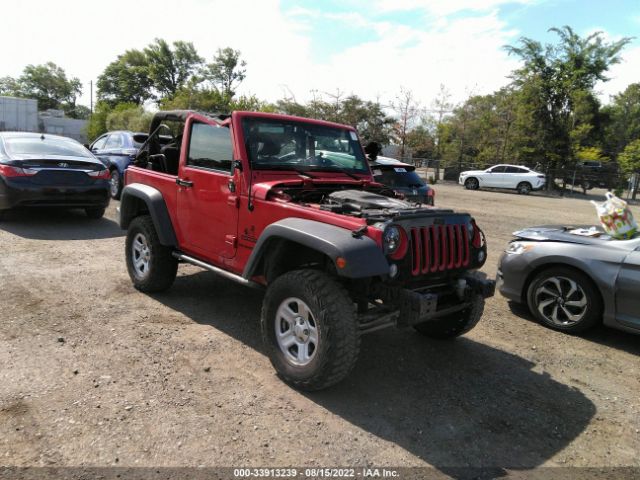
left=409, top=224, right=470, bottom=276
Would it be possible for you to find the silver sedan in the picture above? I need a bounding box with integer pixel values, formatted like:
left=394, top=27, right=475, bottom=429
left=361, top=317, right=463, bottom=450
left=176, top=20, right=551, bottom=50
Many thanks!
left=497, top=226, right=640, bottom=334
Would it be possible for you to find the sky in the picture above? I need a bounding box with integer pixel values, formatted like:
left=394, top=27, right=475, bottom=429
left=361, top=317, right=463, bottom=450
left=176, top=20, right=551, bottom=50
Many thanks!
left=1, top=0, right=639, bottom=110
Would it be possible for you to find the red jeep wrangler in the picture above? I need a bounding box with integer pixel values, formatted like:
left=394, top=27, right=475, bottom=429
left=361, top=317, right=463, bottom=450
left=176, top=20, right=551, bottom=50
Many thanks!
left=119, top=110, right=494, bottom=390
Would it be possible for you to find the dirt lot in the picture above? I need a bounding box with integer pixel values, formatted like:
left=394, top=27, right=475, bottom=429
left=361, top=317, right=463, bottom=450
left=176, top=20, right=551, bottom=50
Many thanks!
left=1, top=183, right=639, bottom=473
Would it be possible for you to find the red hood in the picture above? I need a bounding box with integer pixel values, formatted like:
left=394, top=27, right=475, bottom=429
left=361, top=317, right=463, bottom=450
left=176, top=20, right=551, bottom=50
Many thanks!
left=250, top=174, right=377, bottom=201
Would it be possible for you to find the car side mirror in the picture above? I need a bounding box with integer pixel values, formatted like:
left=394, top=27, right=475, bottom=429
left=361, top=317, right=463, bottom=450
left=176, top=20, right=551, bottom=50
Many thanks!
left=232, top=160, right=243, bottom=172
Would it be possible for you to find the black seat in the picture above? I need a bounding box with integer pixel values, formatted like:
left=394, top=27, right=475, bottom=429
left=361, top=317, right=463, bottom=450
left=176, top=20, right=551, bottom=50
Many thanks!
left=160, top=146, right=180, bottom=175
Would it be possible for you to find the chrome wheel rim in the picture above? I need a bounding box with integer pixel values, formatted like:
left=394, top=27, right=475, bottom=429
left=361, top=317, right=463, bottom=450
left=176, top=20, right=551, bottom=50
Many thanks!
left=275, top=297, right=319, bottom=366
left=467, top=179, right=478, bottom=189
left=110, top=171, right=120, bottom=197
left=519, top=184, right=531, bottom=194
left=535, top=276, right=588, bottom=326
left=131, top=233, right=151, bottom=279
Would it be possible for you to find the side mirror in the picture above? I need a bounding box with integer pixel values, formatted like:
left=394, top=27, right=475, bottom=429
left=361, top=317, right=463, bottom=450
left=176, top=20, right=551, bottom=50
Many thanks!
left=232, top=160, right=243, bottom=172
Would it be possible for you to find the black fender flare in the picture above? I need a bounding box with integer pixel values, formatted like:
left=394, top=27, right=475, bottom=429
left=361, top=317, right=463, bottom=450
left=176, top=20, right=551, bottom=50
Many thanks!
left=119, top=183, right=177, bottom=246
left=242, top=218, right=390, bottom=280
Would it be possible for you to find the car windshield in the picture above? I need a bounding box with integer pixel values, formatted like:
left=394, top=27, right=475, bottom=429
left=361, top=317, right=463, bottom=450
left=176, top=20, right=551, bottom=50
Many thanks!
left=242, top=118, right=368, bottom=173
left=3, top=135, right=93, bottom=158
left=373, top=167, right=425, bottom=188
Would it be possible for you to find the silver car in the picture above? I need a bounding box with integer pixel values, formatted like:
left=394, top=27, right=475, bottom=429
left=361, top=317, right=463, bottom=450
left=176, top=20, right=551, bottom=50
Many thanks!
left=497, top=226, right=640, bottom=334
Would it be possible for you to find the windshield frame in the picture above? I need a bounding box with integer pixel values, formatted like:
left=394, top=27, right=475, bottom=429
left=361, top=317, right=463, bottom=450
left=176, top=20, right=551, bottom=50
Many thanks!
left=241, top=116, right=370, bottom=175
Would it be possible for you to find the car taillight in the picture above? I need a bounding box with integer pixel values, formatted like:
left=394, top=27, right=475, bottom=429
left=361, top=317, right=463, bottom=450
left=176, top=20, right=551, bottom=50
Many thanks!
left=0, top=164, right=37, bottom=177
left=87, top=169, right=110, bottom=179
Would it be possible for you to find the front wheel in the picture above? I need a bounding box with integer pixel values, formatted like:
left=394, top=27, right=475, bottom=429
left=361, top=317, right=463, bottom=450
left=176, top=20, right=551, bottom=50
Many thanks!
left=526, top=267, right=602, bottom=333
left=125, top=215, right=178, bottom=292
left=517, top=182, right=532, bottom=195
left=464, top=178, right=479, bottom=190
left=414, top=294, right=484, bottom=339
left=261, top=269, right=360, bottom=391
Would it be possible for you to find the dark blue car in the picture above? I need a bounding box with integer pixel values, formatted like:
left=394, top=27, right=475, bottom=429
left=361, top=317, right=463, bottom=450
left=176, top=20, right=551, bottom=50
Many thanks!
left=90, top=131, right=145, bottom=199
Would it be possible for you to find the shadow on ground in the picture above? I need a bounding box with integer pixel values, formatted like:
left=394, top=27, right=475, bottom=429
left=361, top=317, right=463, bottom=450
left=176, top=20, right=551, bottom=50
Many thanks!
left=153, top=271, right=596, bottom=475
left=508, top=301, right=640, bottom=357
left=0, top=208, right=123, bottom=240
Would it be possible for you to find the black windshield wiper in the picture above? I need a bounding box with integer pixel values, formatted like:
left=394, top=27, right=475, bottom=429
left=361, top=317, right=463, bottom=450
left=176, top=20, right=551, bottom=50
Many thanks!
left=309, top=166, right=361, bottom=181
left=252, top=164, right=316, bottom=178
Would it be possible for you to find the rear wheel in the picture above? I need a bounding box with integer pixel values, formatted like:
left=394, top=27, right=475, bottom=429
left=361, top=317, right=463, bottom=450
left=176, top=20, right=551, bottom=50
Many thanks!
left=261, top=269, right=360, bottom=391
left=464, top=177, right=479, bottom=190
left=109, top=170, right=122, bottom=199
left=414, top=294, right=484, bottom=339
left=125, top=215, right=178, bottom=292
left=526, top=267, right=602, bottom=333
left=85, top=207, right=105, bottom=219
left=517, top=182, right=532, bottom=195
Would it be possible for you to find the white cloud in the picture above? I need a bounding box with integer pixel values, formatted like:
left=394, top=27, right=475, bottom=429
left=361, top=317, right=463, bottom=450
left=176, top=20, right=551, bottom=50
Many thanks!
left=597, top=44, right=640, bottom=101
left=0, top=0, right=635, bottom=112
left=371, top=0, right=534, bottom=16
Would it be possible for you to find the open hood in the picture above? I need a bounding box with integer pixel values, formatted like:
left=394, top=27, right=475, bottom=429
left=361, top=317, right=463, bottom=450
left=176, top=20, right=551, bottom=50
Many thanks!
left=513, top=225, right=640, bottom=249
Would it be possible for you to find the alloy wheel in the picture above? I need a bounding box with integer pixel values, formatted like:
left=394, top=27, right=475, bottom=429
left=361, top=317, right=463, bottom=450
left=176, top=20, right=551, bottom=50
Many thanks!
left=534, top=276, right=588, bottom=327
left=275, top=297, right=319, bottom=366
left=131, top=233, right=151, bottom=279
left=110, top=171, right=120, bottom=197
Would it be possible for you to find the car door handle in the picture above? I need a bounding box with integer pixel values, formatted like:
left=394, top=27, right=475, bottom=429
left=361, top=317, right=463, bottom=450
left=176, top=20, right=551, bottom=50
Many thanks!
left=176, top=178, right=193, bottom=188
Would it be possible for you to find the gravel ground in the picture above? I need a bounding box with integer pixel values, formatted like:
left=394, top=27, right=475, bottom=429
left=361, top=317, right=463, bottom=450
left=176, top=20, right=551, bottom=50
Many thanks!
left=0, top=183, right=639, bottom=472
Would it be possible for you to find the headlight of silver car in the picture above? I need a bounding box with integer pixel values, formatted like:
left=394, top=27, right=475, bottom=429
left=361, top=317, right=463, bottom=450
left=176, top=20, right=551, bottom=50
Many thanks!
left=505, top=241, right=536, bottom=255
left=383, top=225, right=401, bottom=254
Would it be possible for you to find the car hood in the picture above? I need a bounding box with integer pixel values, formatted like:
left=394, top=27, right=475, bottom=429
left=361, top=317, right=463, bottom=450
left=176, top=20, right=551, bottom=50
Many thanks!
left=460, top=170, right=484, bottom=176
left=513, top=225, right=640, bottom=249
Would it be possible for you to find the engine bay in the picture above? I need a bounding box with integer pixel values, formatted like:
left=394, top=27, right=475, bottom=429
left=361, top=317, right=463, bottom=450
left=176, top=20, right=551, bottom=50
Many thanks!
left=271, top=185, right=452, bottom=221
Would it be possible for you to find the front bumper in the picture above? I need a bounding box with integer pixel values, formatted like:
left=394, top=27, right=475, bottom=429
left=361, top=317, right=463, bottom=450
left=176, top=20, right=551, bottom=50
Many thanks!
left=0, top=176, right=110, bottom=210
left=365, top=273, right=495, bottom=331
left=496, top=251, right=533, bottom=303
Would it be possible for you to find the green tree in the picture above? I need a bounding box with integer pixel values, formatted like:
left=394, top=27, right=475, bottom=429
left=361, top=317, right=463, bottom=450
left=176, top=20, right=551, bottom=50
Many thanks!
left=0, top=76, right=20, bottom=96
left=505, top=26, right=631, bottom=180
left=144, top=39, right=204, bottom=100
left=204, top=47, right=246, bottom=98
left=106, top=103, right=153, bottom=132
left=85, top=101, right=111, bottom=141
left=602, top=83, right=640, bottom=157
left=16, top=62, right=83, bottom=112
left=97, top=49, right=154, bottom=106
left=619, top=139, right=640, bottom=199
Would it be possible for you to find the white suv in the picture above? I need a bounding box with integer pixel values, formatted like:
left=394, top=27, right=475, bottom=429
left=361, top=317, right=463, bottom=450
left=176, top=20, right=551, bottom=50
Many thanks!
left=459, top=164, right=546, bottom=194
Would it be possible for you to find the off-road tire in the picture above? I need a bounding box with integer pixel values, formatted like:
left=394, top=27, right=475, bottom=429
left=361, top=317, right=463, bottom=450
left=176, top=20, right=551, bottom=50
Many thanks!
left=414, top=294, right=484, bottom=339
left=526, top=266, right=602, bottom=333
left=261, top=269, right=360, bottom=391
left=110, top=169, right=122, bottom=200
left=517, top=182, right=532, bottom=195
left=125, top=215, right=178, bottom=292
left=465, top=177, right=479, bottom=190
left=85, top=207, right=106, bottom=219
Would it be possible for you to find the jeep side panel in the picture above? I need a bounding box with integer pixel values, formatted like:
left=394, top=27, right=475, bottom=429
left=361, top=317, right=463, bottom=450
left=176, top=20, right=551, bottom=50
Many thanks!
left=243, top=218, right=390, bottom=280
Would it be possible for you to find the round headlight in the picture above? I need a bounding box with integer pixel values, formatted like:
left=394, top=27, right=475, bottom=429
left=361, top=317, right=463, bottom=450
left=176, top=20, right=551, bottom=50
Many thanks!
left=383, top=225, right=401, bottom=254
